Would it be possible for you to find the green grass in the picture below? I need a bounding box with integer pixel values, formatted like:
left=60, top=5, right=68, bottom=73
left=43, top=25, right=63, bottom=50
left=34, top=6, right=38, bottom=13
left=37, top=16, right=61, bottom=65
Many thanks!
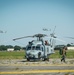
left=66, top=50, right=74, bottom=58
left=0, top=51, right=25, bottom=59
left=50, top=50, right=74, bottom=58
left=0, top=50, right=74, bottom=59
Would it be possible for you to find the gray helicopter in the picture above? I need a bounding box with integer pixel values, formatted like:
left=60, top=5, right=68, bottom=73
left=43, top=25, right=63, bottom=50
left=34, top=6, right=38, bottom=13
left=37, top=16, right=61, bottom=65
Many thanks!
left=13, top=33, right=56, bottom=61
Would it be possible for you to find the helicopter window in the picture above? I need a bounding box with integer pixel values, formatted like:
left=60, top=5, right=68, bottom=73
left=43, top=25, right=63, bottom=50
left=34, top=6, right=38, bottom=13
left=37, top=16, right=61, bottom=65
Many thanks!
left=32, top=46, right=35, bottom=50
left=36, top=46, right=41, bottom=50
left=27, top=46, right=31, bottom=50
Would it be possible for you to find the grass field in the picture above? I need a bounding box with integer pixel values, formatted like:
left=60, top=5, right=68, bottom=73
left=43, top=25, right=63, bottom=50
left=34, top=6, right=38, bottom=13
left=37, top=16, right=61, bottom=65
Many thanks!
left=0, top=51, right=25, bottom=59
left=50, top=50, right=74, bottom=59
left=0, top=50, right=74, bottom=59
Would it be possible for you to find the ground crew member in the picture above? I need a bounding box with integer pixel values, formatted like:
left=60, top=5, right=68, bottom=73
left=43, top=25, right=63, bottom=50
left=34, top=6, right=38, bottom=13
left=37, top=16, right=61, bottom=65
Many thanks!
left=61, top=46, right=67, bottom=62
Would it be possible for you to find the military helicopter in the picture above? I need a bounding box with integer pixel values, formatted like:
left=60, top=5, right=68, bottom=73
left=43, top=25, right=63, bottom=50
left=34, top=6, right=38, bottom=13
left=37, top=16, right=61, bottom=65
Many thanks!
left=13, top=32, right=57, bottom=61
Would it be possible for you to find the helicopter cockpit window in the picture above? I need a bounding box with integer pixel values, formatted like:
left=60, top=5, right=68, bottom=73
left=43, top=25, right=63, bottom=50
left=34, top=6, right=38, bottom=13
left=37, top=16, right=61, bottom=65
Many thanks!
left=36, top=46, right=41, bottom=50
left=32, top=46, right=35, bottom=50
left=27, top=46, right=31, bottom=50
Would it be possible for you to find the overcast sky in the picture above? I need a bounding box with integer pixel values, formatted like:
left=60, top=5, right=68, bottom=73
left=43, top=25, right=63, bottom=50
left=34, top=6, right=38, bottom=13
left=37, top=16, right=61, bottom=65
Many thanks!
left=0, top=0, right=74, bottom=46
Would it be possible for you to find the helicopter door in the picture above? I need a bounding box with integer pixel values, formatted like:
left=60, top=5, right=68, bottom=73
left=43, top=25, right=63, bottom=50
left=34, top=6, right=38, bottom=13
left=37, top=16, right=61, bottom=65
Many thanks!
left=45, top=46, right=49, bottom=55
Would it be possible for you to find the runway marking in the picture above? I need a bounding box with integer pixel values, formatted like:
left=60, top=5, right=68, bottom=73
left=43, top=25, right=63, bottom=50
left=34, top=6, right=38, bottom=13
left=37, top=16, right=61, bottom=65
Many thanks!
left=0, top=70, right=74, bottom=74
left=0, top=64, right=74, bottom=66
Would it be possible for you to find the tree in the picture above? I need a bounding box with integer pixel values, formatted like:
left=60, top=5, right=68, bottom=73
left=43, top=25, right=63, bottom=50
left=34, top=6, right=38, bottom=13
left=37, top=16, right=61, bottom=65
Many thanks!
left=14, top=45, right=21, bottom=51
left=67, top=44, right=71, bottom=47
left=0, top=45, right=7, bottom=51
left=6, top=45, right=13, bottom=48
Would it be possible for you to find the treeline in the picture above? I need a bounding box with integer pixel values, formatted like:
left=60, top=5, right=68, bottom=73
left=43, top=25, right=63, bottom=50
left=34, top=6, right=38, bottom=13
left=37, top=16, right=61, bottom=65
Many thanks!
left=0, top=45, right=25, bottom=51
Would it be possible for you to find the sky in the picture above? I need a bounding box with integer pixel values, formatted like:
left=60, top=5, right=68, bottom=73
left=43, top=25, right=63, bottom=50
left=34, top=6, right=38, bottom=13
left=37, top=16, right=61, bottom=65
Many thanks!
left=0, top=0, right=74, bottom=46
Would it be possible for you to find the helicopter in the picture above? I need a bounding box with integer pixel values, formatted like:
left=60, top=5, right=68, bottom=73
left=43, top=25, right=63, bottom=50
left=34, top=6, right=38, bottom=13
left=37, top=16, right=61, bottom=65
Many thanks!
left=13, top=32, right=57, bottom=61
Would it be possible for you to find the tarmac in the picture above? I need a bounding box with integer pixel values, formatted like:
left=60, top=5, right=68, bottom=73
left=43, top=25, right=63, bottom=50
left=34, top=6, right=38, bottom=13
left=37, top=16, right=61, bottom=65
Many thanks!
left=0, top=59, right=74, bottom=75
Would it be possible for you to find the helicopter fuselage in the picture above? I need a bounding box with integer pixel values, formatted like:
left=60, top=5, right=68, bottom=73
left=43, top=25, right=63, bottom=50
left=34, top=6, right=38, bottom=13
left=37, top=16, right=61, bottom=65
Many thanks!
left=26, top=40, right=54, bottom=61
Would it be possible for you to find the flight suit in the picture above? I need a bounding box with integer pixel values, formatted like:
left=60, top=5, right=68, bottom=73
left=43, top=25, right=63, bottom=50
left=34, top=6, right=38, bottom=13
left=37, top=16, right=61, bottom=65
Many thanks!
left=61, top=47, right=67, bottom=62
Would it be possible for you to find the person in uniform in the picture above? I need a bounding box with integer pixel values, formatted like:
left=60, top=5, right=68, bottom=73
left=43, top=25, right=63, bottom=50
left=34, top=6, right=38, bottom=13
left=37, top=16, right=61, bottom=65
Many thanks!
left=61, top=46, right=67, bottom=62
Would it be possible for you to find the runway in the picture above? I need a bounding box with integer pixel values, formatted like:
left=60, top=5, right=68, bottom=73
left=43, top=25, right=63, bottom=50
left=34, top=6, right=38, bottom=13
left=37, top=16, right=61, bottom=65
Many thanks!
left=0, top=59, right=74, bottom=75
left=0, top=70, right=74, bottom=74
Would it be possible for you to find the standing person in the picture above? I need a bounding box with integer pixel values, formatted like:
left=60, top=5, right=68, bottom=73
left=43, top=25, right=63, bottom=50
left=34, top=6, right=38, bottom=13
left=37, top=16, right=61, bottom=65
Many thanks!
left=61, top=46, right=67, bottom=62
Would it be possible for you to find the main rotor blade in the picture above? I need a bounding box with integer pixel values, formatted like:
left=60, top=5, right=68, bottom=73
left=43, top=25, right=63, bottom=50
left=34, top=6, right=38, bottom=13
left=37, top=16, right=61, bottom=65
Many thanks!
left=13, top=36, right=33, bottom=41
left=13, top=34, right=47, bottom=41
left=55, top=38, right=66, bottom=43
left=47, top=35, right=66, bottom=43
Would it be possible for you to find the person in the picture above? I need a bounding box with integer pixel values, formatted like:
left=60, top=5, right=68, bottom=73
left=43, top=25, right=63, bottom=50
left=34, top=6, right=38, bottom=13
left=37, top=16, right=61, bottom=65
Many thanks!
left=61, top=46, right=67, bottom=62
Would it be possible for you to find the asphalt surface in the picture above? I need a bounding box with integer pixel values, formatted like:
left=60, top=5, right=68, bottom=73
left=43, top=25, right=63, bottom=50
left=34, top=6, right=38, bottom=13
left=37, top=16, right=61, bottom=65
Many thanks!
left=0, top=59, right=74, bottom=75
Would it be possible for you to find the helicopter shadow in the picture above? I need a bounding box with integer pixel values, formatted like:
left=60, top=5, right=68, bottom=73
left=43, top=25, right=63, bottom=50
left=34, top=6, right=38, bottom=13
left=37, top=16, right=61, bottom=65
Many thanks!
left=18, top=59, right=42, bottom=63
left=17, top=60, right=37, bottom=63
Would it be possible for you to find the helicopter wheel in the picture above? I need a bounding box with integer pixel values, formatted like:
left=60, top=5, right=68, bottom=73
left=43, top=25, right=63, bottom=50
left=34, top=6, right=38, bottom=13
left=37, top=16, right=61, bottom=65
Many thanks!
left=42, top=57, right=47, bottom=61
left=27, top=58, right=30, bottom=61
left=43, top=58, right=49, bottom=61
left=43, top=55, right=49, bottom=61
left=38, top=52, right=41, bottom=59
left=43, top=58, right=46, bottom=61
left=47, top=54, right=49, bottom=61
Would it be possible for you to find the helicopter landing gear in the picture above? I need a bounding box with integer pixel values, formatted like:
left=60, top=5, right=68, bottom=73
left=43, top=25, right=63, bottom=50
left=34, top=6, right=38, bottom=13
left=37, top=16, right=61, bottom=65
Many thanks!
left=27, top=58, right=30, bottom=61
left=43, top=58, right=49, bottom=61
left=47, top=54, right=49, bottom=61
left=38, top=52, right=41, bottom=59
left=43, top=55, right=49, bottom=61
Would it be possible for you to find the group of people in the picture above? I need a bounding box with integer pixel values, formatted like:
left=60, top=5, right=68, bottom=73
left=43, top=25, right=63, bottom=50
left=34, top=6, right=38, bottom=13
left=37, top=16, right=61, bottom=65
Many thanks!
left=59, top=46, right=67, bottom=62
